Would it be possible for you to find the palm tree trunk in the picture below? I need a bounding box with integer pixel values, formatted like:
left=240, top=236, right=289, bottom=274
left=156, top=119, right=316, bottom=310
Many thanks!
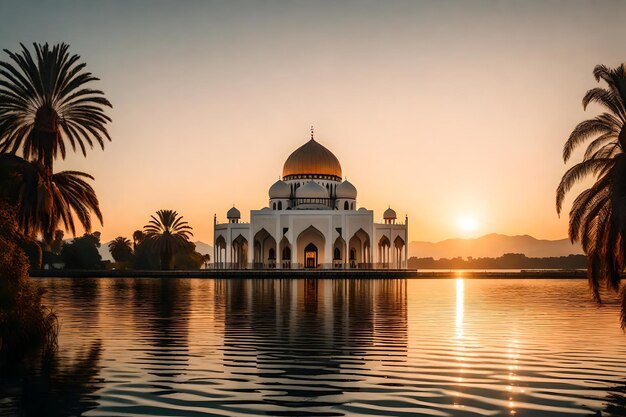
left=34, top=106, right=59, bottom=176
left=161, top=248, right=172, bottom=271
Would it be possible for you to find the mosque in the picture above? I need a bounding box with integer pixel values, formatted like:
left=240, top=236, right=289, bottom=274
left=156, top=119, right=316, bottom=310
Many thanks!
left=213, top=129, right=408, bottom=269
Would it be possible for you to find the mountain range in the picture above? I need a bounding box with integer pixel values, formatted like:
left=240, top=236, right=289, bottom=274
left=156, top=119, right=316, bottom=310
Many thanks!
left=408, top=233, right=583, bottom=259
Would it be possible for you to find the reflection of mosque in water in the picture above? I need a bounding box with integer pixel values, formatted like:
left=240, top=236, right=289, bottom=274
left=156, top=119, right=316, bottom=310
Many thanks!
left=216, top=279, right=408, bottom=410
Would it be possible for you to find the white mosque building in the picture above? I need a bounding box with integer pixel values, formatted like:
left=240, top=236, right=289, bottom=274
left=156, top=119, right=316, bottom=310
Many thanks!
left=213, top=130, right=408, bottom=269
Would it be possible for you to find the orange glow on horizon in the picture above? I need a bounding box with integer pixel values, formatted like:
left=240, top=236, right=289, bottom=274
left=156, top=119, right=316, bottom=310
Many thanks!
left=4, top=1, right=618, bottom=244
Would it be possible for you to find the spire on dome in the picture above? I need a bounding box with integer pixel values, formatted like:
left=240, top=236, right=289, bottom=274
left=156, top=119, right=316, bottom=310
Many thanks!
left=310, top=125, right=314, bottom=140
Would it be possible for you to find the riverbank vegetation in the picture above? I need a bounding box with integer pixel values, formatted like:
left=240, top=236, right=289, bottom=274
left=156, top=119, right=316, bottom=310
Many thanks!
left=34, top=210, right=204, bottom=271
left=113, top=210, right=203, bottom=270
left=0, top=203, right=57, bottom=362
left=0, top=43, right=111, bottom=361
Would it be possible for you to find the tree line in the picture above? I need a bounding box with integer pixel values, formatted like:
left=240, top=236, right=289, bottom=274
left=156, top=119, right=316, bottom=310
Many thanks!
left=41, top=210, right=210, bottom=271
left=408, top=253, right=586, bottom=270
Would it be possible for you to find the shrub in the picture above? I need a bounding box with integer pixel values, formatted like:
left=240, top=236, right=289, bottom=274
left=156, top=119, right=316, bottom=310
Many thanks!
left=0, top=203, right=58, bottom=362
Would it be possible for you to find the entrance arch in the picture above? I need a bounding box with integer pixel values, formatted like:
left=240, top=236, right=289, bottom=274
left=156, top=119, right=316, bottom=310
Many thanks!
left=231, top=234, right=248, bottom=269
left=304, top=243, right=318, bottom=268
left=394, top=236, right=405, bottom=269
left=296, top=226, right=326, bottom=268
left=348, top=228, right=371, bottom=268
left=253, top=228, right=277, bottom=269
left=333, top=236, right=346, bottom=268
left=279, top=236, right=292, bottom=269
left=215, top=235, right=226, bottom=269
left=379, top=235, right=391, bottom=269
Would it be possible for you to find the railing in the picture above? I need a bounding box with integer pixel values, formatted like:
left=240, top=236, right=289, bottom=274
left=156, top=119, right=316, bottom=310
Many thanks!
left=292, top=198, right=335, bottom=209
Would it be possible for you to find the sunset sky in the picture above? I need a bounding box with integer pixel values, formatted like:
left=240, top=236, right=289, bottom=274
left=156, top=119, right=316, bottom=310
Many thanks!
left=1, top=0, right=624, bottom=243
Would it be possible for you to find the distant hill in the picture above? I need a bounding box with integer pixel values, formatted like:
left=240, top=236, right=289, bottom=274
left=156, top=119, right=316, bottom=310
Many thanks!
left=98, top=240, right=212, bottom=262
left=409, top=234, right=583, bottom=259
left=98, top=241, right=113, bottom=262
left=193, top=241, right=213, bottom=256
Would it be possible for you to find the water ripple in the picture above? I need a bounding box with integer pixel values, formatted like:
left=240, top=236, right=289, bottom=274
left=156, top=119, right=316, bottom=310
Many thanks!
left=2, top=277, right=625, bottom=416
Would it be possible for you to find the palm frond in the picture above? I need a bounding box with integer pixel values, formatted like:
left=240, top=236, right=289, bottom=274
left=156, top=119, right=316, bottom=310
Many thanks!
left=0, top=43, right=112, bottom=171
left=556, top=158, right=613, bottom=214
left=583, top=87, right=626, bottom=122
left=563, top=115, right=620, bottom=162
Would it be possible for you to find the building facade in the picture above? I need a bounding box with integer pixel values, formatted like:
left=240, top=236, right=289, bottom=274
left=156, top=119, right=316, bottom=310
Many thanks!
left=214, top=131, right=408, bottom=269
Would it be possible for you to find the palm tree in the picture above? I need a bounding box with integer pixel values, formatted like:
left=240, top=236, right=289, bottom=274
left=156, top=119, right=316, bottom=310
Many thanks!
left=201, top=253, right=211, bottom=269
left=556, top=64, right=626, bottom=327
left=0, top=43, right=112, bottom=175
left=132, top=230, right=145, bottom=251
left=108, top=237, right=133, bottom=263
left=0, top=154, right=102, bottom=243
left=143, top=210, right=193, bottom=270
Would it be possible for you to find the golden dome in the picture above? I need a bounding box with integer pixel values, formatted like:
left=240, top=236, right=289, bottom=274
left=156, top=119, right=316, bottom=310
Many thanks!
left=282, top=138, right=342, bottom=179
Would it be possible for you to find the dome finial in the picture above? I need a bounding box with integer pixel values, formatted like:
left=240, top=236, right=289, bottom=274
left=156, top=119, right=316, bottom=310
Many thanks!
left=310, top=125, right=314, bottom=140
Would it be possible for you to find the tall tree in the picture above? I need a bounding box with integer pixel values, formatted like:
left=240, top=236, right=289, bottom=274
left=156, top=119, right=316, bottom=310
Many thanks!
left=0, top=43, right=112, bottom=175
left=108, top=236, right=133, bottom=263
left=61, top=232, right=102, bottom=269
left=50, top=230, right=64, bottom=255
left=143, top=210, right=193, bottom=270
left=556, top=64, right=626, bottom=327
left=0, top=154, right=102, bottom=243
left=132, top=230, right=144, bottom=251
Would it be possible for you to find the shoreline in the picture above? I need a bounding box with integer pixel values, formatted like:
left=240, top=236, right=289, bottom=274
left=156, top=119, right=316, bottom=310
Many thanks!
left=29, top=269, right=587, bottom=279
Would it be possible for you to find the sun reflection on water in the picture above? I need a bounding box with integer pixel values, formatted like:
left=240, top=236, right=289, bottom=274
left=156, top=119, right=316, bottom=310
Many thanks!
left=454, top=277, right=466, bottom=409
left=456, top=277, right=464, bottom=337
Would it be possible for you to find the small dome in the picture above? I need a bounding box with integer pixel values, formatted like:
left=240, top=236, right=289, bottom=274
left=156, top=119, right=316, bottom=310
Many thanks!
left=295, top=181, right=329, bottom=199
left=283, top=138, right=342, bottom=179
left=269, top=179, right=290, bottom=199
left=227, top=206, right=241, bottom=219
left=383, top=207, right=397, bottom=219
left=336, top=180, right=357, bottom=199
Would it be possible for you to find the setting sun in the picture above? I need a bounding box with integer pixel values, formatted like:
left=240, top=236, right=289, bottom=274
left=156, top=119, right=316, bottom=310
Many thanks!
left=457, top=216, right=479, bottom=233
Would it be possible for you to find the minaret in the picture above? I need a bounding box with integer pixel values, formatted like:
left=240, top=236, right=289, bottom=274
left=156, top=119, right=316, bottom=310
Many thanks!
left=213, top=213, right=217, bottom=270
left=405, top=214, right=409, bottom=269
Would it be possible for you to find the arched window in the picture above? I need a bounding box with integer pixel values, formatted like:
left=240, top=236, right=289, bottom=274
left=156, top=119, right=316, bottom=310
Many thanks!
left=344, top=201, right=349, bottom=210
left=278, top=201, right=282, bottom=210
left=273, top=202, right=276, bottom=210
left=282, top=246, right=291, bottom=260
left=334, top=247, right=341, bottom=260
left=350, top=248, right=356, bottom=260
left=268, top=248, right=276, bottom=260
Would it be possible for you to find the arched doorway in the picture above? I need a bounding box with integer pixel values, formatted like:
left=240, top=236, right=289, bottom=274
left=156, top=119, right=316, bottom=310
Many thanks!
left=304, top=243, right=318, bottom=268
left=253, top=228, right=277, bottom=269
left=348, top=228, right=370, bottom=268
left=279, top=236, right=292, bottom=269
left=333, top=236, right=346, bottom=268
left=394, top=236, right=405, bottom=269
left=215, top=235, right=226, bottom=269
left=379, top=235, right=391, bottom=269
left=231, top=234, right=248, bottom=269
left=296, top=226, right=326, bottom=268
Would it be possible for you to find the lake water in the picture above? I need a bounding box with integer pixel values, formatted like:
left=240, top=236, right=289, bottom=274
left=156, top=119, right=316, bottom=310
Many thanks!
left=2, top=278, right=626, bottom=417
